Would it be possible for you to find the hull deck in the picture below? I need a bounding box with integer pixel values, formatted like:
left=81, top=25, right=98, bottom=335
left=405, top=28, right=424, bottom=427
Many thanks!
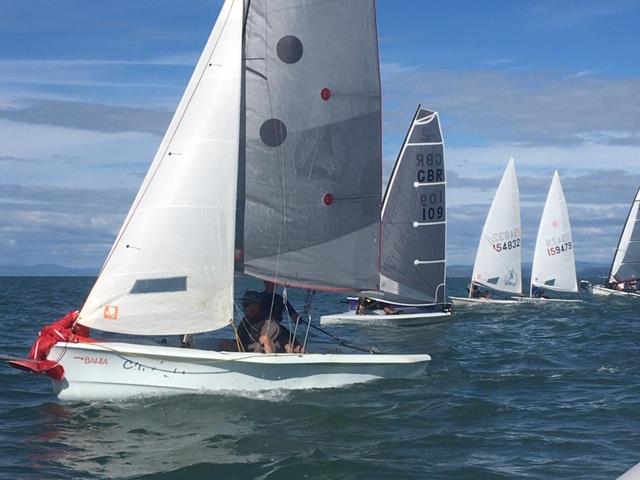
left=450, top=296, right=520, bottom=305
left=320, top=310, right=451, bottom=326
left=510, top=296, right=584, bottom=304
left=592, top=285, right=640, bottom=298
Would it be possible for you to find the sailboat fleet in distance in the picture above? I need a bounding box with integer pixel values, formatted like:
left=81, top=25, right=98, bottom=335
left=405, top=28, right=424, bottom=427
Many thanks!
left=451, top=158, right=582, bottom=305
left=5, top=0, right=638, bottom=402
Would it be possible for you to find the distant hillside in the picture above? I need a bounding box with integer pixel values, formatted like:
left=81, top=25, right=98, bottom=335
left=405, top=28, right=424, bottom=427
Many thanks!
left=0, top=262, right=610, bottom=279
left=447, top=261, right=609, bottom=279
left=0, top=264, right=98, bottom=277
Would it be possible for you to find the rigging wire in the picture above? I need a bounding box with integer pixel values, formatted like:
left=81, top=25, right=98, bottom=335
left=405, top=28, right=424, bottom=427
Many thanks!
left=295, top=316, right=380, bottom=354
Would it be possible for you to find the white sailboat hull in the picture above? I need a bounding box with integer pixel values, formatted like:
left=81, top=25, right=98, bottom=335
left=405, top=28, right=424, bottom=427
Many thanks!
left=48, top=342, right=430, bottom=401
left=592, top=285, right=640, bottom=298
left=449, top=296, right=520, bottom=305
left=510, top=296, right=583, bottom=304
left=319, top=310, right=451, bottom=326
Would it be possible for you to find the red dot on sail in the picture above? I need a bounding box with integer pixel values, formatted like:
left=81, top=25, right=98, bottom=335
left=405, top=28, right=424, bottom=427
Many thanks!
left=323, top=193, right=334, bottom=206
left=321, top=88, right=331, bottom=101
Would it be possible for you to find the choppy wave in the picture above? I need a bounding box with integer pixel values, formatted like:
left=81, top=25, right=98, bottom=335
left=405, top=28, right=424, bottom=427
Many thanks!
left=1, top=277, right=639, bottom=479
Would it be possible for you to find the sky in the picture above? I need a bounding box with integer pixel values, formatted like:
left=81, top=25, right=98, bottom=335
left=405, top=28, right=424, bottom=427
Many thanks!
left=1, top=0, right=640, bottom=269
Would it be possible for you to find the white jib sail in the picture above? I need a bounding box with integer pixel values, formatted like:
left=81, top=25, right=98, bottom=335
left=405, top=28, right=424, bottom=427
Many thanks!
left=78, top=0, right=243, bottom=336
left=530, top=171, right=577, bottom=294
left=471, top=158, right=522, bottom=295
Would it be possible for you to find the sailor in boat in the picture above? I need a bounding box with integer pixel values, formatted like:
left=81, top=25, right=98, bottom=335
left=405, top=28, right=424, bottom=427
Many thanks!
left=468, top=284, right=491, bottom=300
left=355, top=297, right=399, bottom=315
left=531, top=286, right=549, bottom=299
left=260, top=281, right=299, bottom=325
left=609, top=280, right=638, bottom=293
left=237, top=291, right=304, bottom=353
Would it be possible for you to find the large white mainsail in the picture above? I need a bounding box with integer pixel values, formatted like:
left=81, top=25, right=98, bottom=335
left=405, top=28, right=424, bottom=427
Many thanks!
left=470, top=158, right=522, bottom=295
left=609, top=187, right=640, bottom=285
left=78, top=0, right=244, bottom=335
left=530, top=171, right=577, bottom=294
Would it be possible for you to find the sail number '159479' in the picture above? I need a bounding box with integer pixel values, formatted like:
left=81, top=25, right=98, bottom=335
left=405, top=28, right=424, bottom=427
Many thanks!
left=545, top=234, right=572, bottom=256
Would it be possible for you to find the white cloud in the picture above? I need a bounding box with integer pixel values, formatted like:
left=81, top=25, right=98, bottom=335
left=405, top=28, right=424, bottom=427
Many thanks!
left=382, top=67, right=640, bottom=147
left=444, top=143, right=640, bottom=179
left=0, top=119, right=158, bottom=189
left=0, top=99, right=171, bottom=135
left=483, top=58, right=514, bottom=67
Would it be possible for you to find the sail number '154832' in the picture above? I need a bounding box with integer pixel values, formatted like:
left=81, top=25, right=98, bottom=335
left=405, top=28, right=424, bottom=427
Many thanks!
left=491, top=228, right=521, bottom=252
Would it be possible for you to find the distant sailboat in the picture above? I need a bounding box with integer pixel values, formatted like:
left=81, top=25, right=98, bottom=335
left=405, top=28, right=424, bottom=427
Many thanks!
left=8, top=0, right=430, bottom=400
left=321, top=106, right=452, bottom=325
left=515, top=171, right=582, bottom=303
left=591, top=186, right=640, bottom=298
left=450, top=158, right=523, bottom=305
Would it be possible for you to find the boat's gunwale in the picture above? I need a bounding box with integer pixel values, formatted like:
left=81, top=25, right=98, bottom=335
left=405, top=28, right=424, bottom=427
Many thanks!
left=509, top=296, right=584, bottom=304
left=53, top=341, right=430, bottom=364
left=449, top=296, right=520, bottom=305
left=320, top=310, right=451, bottom=321
left=591, top=285, right=640, bottom=297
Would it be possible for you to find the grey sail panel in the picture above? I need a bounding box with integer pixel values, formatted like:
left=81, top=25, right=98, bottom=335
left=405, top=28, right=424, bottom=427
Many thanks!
left=241, top=0, right=381, bottom=291
left=616, top=226, right=640, bottom=282
left=379, top=107, right=446, bottom=303
left=631, top=219, right=640, bottom=242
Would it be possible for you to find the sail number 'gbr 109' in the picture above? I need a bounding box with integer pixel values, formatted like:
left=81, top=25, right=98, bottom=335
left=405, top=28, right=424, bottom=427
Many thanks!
left=416, top=152, right=444, bottom=221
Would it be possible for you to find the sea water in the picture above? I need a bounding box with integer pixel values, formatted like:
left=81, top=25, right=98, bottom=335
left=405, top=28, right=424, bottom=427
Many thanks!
left=1, top=276, right=639, bottom=479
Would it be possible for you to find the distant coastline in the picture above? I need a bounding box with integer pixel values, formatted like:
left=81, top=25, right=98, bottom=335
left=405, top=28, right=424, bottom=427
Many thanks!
left=0, top=263, right=609, bottom=278
left=447, top=261, right=609, bottom=279
left=0, top=264, right=98, bottom=277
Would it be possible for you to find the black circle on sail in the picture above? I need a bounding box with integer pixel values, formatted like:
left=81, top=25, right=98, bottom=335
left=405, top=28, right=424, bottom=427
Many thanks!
left=276, top=35, right=303, bottom=64
left=260, top=119, right=287, bottom=147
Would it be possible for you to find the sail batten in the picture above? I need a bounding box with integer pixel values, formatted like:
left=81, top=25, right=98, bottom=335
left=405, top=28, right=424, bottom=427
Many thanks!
left=379, top=107, right=446, bottom=304
left=78, top=0, right=244, bottom=335
left=530, top=171, right=578, bottom=294
left=471, top=158, right=522, bottom=295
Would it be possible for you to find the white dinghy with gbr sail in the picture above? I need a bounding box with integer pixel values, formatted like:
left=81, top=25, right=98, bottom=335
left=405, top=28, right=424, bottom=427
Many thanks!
left=321, top=107, right=451, bottom=326
left=591, top=186, right=640, bottom=298
left=514, top=171, right=582, bottom=304
left=450, top=158, right=523, bottom=305
left=7, top=0, right=430, bottom=401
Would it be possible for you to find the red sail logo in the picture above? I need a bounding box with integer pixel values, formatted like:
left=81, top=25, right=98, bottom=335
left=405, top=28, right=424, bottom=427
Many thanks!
left=103, top=305, right=119, bottom=320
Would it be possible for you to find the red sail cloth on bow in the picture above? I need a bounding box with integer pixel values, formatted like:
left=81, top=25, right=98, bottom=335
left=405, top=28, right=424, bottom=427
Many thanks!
left=9, top=310, right=90, bottom=380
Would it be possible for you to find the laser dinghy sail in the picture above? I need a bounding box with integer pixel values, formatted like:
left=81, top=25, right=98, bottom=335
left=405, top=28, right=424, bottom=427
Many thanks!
left=8, top=0, right=430, bottom=400
left=450, top=158, right=522, bottom=305
left=516, top=171, right=582, bottom=303
left=591, top=186, right=640, bottom=297
left=321, top=107, right=452, bottom=325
